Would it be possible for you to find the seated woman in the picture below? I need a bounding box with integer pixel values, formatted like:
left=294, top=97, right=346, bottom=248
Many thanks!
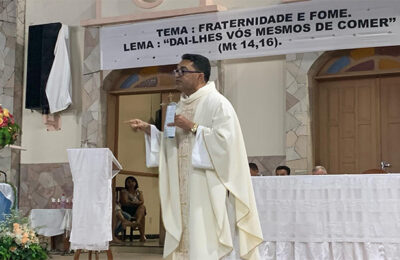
left=120, top=176, right=146, bottom=242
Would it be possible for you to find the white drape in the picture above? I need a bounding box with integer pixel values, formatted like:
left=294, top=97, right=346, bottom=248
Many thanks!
left=67, top=148, right=122, bottom=251
left=46, top=24, right=72, bottom=114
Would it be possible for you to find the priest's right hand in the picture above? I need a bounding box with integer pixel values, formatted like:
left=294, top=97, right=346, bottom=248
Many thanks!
left=126, top=119, right=151, bottom=135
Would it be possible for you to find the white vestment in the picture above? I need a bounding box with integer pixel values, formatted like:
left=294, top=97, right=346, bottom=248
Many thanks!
left=67, top=148, right=122, bottom=251
left=46, top=24, right=72, bottom=114
left=145, top=82, right=263, bottom=260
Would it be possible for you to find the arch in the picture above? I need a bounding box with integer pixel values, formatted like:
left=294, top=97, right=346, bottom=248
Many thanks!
left=103, top=65, right=176, bottom=93
left=315, top=46, right=400, bottom=77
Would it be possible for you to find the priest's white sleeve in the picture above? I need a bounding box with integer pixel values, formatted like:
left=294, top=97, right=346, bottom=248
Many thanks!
left=192, top=126, right=214, bottom=170
left=145, top=125, right=161, bottom=167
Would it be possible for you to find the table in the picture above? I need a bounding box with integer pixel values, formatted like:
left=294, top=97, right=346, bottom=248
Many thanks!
left=30, top=209, right=72, bottom=252
left=227, top=174, right=400, bottom=260
left=30, top=209, right=72, bottom=236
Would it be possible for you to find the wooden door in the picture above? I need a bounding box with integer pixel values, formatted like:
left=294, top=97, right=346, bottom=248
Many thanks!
left=380, top=76, right=400, bottom=173
left=317, top=78, right=380, bottom=173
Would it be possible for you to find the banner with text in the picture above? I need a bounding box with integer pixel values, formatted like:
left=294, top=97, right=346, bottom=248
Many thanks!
left=100, top=0, right=400, bottom=70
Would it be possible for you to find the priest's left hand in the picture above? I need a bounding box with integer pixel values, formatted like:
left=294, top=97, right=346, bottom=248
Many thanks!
left=168, top=114, right=195, bottom=131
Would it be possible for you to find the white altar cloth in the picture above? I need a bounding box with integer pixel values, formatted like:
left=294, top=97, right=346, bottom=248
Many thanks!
left=227, top=175, right=400, bottom=260
left=253, top=174, right=400, bottom=243
left=29, top=209, right=72, bottom=237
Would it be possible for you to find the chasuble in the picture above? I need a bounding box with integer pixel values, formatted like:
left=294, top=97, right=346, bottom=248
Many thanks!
left=145, top=82, right=263, bottom=260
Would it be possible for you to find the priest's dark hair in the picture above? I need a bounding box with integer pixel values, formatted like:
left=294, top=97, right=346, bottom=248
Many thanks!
left=182, top=53, right=211, bottom=83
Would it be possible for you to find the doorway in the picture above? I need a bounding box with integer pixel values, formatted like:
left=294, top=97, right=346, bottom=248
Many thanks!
left=313, top=47, right=400, bottom=173
left=104, top=65, right=180, bottom=249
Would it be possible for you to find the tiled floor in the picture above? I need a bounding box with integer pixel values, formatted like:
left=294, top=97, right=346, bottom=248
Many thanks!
left=50, top=252, right=163, bottom=260
left=49, top=239, right=163, bottom=260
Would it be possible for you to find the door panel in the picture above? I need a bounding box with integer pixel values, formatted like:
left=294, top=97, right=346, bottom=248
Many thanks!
left=318, top=78, right=380, bottom=173
left=380, top=76, right=400, bottom=172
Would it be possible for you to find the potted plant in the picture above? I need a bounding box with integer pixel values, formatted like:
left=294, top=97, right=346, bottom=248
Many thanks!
left=0, top=210, right=48, bottom=260
left=0, top=105, right=20, bottom=148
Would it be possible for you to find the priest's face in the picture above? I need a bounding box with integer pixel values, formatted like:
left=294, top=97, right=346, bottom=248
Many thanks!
left=174, top=59, right=203, bottom=95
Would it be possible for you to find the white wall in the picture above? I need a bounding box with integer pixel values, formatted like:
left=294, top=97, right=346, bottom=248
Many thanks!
left=217, top=0, right=282, bottom=10
left=21, top=0, right=95, bottom=163
left=218, top=0, right=286, bottom=157
left=102, top=0, right=198, bottom=17
left=224, top=56, right=286, bottom=156
left=101, top=0, right=282, bottom=18
left=101, top=0, right=287, bottom=157
left=21, top=0, right=286, bottom=163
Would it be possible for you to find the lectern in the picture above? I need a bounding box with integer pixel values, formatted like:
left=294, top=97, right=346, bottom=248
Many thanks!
left=67, top=148, right=122, bottom=260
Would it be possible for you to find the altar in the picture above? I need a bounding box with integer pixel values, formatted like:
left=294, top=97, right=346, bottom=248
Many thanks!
left=227, top=174, right=400, bottom=259
left=29, top=209, right=72, bottom=237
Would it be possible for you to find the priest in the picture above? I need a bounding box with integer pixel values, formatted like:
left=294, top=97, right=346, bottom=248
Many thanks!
left=128, top=54, right=263, bottom=260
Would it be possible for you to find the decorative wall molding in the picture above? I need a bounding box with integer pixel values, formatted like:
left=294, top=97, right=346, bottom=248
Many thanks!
left=132, top=0, right=164, bottom=9
left=0, top=0, right=25, bottom=192
left=285, top=52, right=322, bottom=175
left=82, top=0, right=225, bottom=27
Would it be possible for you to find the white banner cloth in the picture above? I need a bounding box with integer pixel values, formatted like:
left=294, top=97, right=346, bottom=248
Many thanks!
left=67, top=148, right=122, bottom=251
left=100, top=0, right=400, bottom=69
left=29, top=209, right=72, bottom=237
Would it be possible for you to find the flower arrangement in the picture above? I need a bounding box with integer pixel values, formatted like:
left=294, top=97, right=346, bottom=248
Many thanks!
left=0, top=210, right=48, bottom=259
left=0, top=105, right=20, bottom=148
